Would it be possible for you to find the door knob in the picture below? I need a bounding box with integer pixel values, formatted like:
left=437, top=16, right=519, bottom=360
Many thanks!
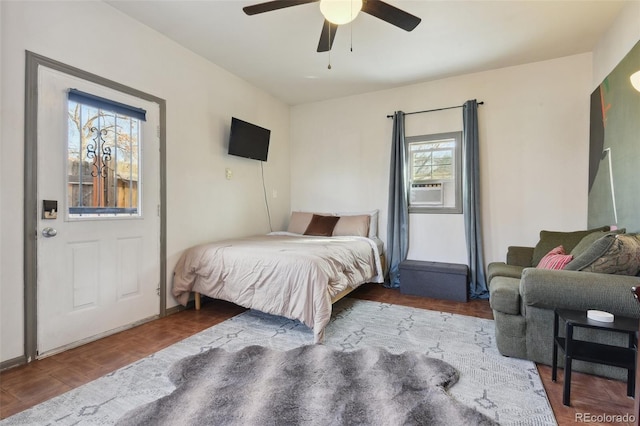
left=42, top=227, right=57, bottom=238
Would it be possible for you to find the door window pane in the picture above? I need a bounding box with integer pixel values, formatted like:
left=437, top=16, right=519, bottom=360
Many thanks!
left=67, top=99, right=141, bottom=218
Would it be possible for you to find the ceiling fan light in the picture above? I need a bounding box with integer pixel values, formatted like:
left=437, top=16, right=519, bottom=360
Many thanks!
left=320, top=0, right=363, bottom=25
left=631, top=70, right=640, bottom=92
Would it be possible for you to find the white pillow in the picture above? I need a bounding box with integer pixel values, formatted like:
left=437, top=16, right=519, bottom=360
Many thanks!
left=287, top=211, right=313, bottom=234
left=332, top=215, right=370, bottom=237
left=335, top=210, right=379, bottom=238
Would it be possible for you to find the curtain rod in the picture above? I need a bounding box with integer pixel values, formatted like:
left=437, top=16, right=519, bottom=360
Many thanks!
left=386, top=101, right=484, bottom=118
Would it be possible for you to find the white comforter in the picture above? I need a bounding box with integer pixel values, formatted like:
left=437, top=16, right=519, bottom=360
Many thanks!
left=172, top=232, right=383, bottom=342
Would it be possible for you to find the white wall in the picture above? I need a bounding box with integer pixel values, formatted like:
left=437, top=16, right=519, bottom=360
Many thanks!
left=0, top=1, right=290, bottom=363
left=291, top=53, right=593, bottom=267
left=592, top=1, right=640, bottom=90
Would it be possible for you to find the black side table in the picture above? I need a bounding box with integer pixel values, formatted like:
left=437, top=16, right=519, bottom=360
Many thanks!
left=552, top=308, right=638, bottom=406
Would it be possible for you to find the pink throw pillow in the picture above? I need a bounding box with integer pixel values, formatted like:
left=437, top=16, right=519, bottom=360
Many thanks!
left=537, top=245, right=573, bottom=270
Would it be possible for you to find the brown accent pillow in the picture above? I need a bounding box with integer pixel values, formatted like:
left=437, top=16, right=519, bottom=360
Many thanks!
left=531, top=227, right=609, bottom=267
left=304, top=214, right=340, bottom=237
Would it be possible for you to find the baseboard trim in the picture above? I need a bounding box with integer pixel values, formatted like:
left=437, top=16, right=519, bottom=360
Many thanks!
left=165, top=304, right=186, bottom=316
left=3, top=305, right=191, bottom=370
left=1, top=355, right=27, bottom=372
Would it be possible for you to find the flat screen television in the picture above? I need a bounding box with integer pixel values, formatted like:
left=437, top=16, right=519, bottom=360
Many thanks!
left=228, top=117, right=271, bottom=161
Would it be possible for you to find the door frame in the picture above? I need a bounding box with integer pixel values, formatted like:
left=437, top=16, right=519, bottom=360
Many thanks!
left=24, top=51, right=167, bottom=362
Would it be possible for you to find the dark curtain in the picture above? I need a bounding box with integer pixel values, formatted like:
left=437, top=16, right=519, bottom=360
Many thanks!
left=463, top=100, right=489, bottom=298
left=385, top=111, right=409, bottom=288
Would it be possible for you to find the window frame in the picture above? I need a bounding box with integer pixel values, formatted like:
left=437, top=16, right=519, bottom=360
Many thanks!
left=405, top=131, right=463, bottom=214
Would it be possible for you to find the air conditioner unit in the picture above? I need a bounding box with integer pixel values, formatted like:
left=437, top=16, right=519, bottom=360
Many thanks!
left=410, top=182, right=443, bottom=205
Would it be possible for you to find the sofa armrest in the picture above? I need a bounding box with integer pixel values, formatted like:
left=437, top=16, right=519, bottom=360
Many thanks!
left=520, top=268, right=640, bottom=318
left=506, top=246, right=534, bottom=267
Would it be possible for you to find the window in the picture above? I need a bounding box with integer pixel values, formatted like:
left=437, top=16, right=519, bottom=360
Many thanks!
left=406, top=131, right=462, bottom=214
left=67, top=89, right=146, bottom=218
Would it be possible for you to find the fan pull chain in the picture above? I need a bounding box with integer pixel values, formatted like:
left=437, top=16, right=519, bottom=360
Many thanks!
left=350, top=0, right=354, bottom=52
left=328, top=24, right=332, bottom=70
left=350, top=21, right=353, bottom=52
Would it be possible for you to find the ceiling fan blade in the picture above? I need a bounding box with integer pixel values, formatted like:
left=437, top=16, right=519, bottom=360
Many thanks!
left=362, top=0, right=421, bottom=31
left=317, top=20, right=338, bottom=52
left=243, top=0, right=318, bottom=16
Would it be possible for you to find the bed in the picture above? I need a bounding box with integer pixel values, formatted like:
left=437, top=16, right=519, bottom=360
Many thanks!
left=172, top=211, right=384, bottom=343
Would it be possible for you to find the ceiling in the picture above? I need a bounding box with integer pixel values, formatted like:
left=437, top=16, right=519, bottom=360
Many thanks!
left=105, top=0, right=629, bottom=105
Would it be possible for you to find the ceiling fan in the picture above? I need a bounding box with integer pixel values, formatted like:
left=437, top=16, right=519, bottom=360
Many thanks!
left=243, top=0, right=421, bottom=52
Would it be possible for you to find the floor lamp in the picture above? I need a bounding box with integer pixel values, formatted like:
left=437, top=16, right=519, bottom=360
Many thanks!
left=601, top=147, right=618, bottom=225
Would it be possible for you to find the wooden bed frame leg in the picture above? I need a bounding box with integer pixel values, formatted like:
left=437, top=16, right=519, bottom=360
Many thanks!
left=194, top=292, right=201, bottom=310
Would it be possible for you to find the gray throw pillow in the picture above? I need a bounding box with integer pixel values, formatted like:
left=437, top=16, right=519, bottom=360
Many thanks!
left=564, top=234, right=617, bottom=271
left=570, top=228, right=626, bottom=258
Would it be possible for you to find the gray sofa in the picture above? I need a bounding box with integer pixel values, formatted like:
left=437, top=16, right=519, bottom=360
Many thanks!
left=487, top=228, right=640, bottom=380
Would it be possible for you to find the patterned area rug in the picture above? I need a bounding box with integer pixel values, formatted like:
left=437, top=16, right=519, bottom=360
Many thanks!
left=0, top=299, right=556, bottom=425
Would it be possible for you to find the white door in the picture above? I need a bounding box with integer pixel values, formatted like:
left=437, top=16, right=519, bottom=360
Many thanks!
left=36, top=67, right=160, bottom=357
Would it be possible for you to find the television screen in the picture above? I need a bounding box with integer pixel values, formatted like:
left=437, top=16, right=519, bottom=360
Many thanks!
left=228, top=117, right=271, bottom=161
